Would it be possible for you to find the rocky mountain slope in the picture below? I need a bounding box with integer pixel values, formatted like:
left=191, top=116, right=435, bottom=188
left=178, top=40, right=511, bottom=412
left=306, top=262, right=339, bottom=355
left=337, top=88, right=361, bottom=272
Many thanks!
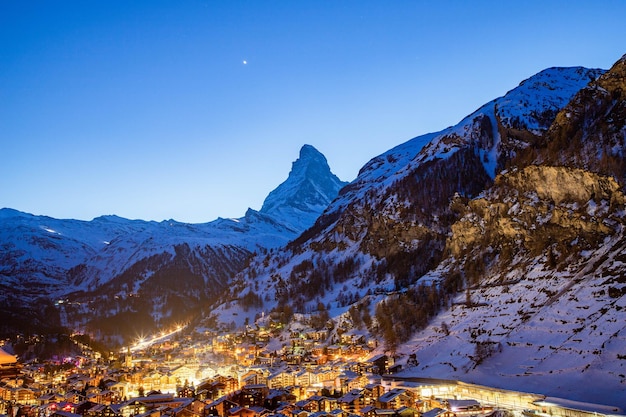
left=0, top=145, right=347, bottom=338
left=218, top=55, right=626, bottom=406
left=223, top=64, right=606, bottom=318
left=408, top=165, right=626, bottom=407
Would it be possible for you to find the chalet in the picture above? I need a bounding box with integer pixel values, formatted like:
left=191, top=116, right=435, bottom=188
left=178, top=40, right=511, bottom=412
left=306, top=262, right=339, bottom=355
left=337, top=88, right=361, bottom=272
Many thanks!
left=197, top=380, right=226, bottom=401
left=376, top=389, right=413, bottom=410
left=205, top=398, right=239, bottom=417
left=339, top=334, right=365, bottom=345
left=128, top=370, right=147, bottom=385
left=274, top=403, right=296, bottom=417
left=64, top=390, right=84, bottom=404
left=321, top=397, right=338, bottom=413
left=197, top=366, right=216, bottom=382
left=132, top=394, right=160, bottom=403
left=75, top=400, right=99, bottom=416
left=363, top=384, right=385, bottom=403
left=85, top=386, right=102, bottom=400
left=302, top=330, right=324, bottom=341
left=285, top=353, right=305, bottom=366
left=325, top=346, right=341, bottom=360
left=364, top=355, right=391, bottom=376
left=165, top=400, right=194, bottom=417
left=66, top=375, right=90, bottom=391
left=288, top=409, right=309, bottom=417
left=118, top=400, right=147, bottom=417
left=182, top=398, right=209, bottom=417
left=87, top=403, right=123, bottom=417
left=345, top=375, right=368, bottom=392
left=295, top=399, right=317, bottom=413
left=216, top=376, right=239, bottom=394
left=342, top=361, right=361, bottom=374
left=254, top=355, right=273, bottom=367
left=295, top=370, right=317, bottom=388
left=109, top=381, right=130, bottom=401
left=316, top=368, right=341, bottom=385
left=360, top=405, right=377, bottom=417
left=196, top=389, right=210, bottom=401
left=2, top=386, right=38, bottom=405
left=267, top=371, right=295, bottom=389
left=263, top=388, right=296, bottom=410
left=145, top=371, right=169, bottom=391
left=38, top=392, right=66, bottom=406
left=237, top=385, right=269, bottom=408
left=177, top=385, right=196, bottom=398
left=300, top=396, right=334, bottom=413
left=197, top=377, right=238, bottom=401
left=337, top=389, right=364, bottom=413
left=241, top=371, right=265, bottom=386
left=38, top=402, right=61, bottom=417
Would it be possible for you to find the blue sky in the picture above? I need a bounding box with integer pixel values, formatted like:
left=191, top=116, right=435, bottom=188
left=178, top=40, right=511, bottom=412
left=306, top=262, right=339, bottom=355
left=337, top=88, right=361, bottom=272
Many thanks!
left=2, top=1, right=625, bottom=223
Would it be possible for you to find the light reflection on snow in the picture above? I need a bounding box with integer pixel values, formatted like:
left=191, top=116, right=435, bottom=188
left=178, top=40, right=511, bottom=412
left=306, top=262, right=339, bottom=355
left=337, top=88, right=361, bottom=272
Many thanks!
left=41, top=226, right=60, bottom=235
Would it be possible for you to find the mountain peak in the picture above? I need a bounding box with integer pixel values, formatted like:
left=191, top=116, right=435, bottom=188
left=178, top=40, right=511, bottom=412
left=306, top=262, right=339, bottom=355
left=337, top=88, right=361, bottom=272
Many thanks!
left=298, top=143, right=325, bottom=159
left=291, top=144, right=331, bottom=177
left=259, top=145, right=348, bottom=230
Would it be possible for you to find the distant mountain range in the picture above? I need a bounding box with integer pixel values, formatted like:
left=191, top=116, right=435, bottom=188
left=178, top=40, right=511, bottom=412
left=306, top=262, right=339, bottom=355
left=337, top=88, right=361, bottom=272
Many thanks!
left=0, top=145, right=347, bottom=338
left=2, top=52, right=626, bottom=408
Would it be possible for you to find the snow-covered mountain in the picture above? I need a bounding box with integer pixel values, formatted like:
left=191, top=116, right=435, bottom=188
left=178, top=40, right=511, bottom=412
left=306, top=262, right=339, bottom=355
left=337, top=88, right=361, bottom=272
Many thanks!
left=225, top=64, right=607, bottom=318
left=0, top=145, right=347, bottom=337
left=219, top=55, right=626, bottom=407
left=260, top=144, right=347, bottom=231
left=4, top=50, right=626, bottom=407
left=399, top=164, right=626, bottom=407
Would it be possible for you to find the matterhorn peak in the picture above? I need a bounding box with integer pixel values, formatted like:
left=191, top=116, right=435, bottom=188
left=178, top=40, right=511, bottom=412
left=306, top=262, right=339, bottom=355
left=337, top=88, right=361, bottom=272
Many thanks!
left=259, top=145, right=348, bottom=230
left=298, top=143, right=326, bottom=161
left=285, top=144, right=334, bottom=183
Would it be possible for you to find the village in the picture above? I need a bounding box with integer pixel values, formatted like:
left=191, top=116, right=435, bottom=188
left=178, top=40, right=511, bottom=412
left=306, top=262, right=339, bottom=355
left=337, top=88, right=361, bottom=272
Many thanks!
left=0, top=321, right=621, bottom=417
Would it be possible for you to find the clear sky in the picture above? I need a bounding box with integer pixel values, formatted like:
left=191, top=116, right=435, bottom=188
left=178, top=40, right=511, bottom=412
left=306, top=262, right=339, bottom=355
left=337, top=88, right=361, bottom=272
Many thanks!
left=2, top=1, right=625, bottom=223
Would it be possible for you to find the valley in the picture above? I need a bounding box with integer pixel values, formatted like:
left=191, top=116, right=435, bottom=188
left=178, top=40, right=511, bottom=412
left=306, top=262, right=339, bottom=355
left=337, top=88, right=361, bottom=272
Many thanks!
left=2, top=54, right=626, bottom=411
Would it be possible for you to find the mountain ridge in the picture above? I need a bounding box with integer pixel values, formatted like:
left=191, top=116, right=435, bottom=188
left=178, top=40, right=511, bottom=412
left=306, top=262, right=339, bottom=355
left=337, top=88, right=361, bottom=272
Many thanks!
left=214, top=58, right=625, bottom=407
left=0, top=144, right=346, bottom=338
left=226, top=65, right=606, bottom=318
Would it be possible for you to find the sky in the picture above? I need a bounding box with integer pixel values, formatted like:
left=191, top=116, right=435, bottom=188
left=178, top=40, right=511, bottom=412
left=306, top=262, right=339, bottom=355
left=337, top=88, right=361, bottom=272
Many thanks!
left=2, top=1, right=625, bottom=224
